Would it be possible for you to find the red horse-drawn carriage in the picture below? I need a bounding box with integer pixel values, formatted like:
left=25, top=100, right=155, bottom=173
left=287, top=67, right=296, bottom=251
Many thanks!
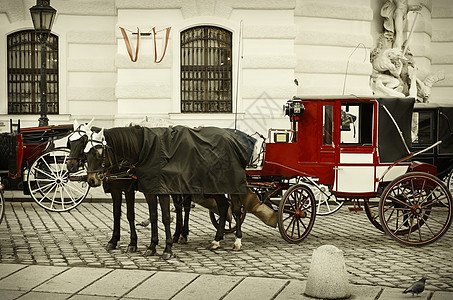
left=247, top=96, right=452, bottom=246
left=0, top=120, right=89, bottom=217
left=2, top=96, right=452, bottom=247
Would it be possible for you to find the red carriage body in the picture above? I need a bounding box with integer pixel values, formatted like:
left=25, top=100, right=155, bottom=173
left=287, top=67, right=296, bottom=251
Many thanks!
left=248, top=96, right=436, bottom=196
left=247, top=96, right=451, bottom=245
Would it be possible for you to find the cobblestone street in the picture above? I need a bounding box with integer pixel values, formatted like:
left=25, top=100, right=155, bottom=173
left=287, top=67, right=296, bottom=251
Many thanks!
left=1, top=200, right=452, bottom=293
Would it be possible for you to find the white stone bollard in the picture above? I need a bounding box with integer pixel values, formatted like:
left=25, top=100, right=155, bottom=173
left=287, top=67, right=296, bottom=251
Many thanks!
left=304, top=245, right=351, bottom=299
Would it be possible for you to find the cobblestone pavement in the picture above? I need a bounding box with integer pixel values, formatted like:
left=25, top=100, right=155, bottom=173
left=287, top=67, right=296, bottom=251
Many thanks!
left=0, top=200, right=452, bottom=293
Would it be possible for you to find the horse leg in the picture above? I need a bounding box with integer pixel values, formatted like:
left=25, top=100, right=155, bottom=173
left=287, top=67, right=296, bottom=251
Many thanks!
left=159, top=195, right=173, bottom=260
left=172, top=195, right=183, bottom=243
left=209, top=195, right=229, bottom=250
left=230, top=195, right=243, bottom=251
left=125, top=188, right=137, bottom=253
left=107, top=185, right=121, bottom=250
left=181, top=194, right=191, bottom=244
left=144, top=193, right=158, bottom=256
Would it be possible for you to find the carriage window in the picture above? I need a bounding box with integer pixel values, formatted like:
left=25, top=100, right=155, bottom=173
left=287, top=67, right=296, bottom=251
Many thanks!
left=180, top=26, right=232, bottom=113
left=341, top=103, right=373, bottom=145
left=7, top=30, right=59, bottom=114
left=323, top=105, right=333, bottom=146
left=412, top=111, right=434, bottom=144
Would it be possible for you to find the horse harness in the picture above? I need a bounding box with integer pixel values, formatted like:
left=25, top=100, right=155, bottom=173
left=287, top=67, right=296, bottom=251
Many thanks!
left=85, top=136, right=138, bottom=183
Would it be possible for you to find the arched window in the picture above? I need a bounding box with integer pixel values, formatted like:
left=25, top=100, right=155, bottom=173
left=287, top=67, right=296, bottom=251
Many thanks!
left=181, top=26, right=232, bottom=113
left=7, top=30, right=59, bottom=114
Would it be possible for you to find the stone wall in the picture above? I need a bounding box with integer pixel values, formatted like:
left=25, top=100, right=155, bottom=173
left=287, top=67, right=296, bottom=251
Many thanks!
left=431, top=0, right=453, bottom=104
left=0, top=0, right=451, bottom=131
left=294, top=0, right=373, bottom=96
left=114, top=0, right=297, bottom=133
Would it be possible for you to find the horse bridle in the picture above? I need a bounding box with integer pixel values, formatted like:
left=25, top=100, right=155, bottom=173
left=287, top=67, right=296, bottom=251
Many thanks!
left=85, top=136, right=137, bottom=182
left=67, top=125, right=90, bottom=161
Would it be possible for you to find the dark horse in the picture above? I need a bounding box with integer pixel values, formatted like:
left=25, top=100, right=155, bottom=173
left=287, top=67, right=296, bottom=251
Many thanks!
left=67, top=122, right=199, bottom=248
left=84, top=126, right=246, bottom=253
left=67, top=121, right=138, bottom=253
left=81, top=127, right=173, bottom=259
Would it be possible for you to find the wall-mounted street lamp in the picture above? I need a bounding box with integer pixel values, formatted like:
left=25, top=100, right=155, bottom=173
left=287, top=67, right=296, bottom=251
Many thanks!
left=30, top=0, right=56, bottom=126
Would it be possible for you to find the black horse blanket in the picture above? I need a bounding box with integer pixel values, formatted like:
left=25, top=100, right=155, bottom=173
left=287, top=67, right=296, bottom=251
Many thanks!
left=134, top=126, right=255, bottom=194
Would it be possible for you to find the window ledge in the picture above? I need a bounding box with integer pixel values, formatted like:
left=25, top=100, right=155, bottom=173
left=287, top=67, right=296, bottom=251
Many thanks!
left=169, top=113, right=244, bottom=120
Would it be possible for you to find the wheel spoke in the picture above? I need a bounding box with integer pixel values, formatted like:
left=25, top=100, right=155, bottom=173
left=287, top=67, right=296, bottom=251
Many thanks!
left=421, top=193, right=448, bottom=209
left=287, top=196, right=297, bottom=212
left=49, top=187, right=58, bottom=209
left=295, top=215, right=301, bottom=237
left=294, top=191, right=301, bottom=210
left=390, top=212, right=412, bottom=233
left=59, top=185, right=65, bottom=210
left=387, top=193, right=412, bottom=208
left=385, top=206, right=396, bottom=225
left=40, top=156, right=58, bottom=179
left=34, top=167, right=56, bottom=180
left=419, top=188, right=437, bottom=206
left=406, top=213, right=415, bottom=241
left=63, top=182, right=87, bottom=197
left=62, top=186, right=78, bottom=205
left=31, top=181, right=55, bottom=195
left=412, top=178, right=425, bottom=205
left=297, top=217, right=307, bottom=231
left=285, top=216, right=296, bottom=235
left=413, top=214, right=422, bottom=241
left=421, top=213, right=446, bottom=227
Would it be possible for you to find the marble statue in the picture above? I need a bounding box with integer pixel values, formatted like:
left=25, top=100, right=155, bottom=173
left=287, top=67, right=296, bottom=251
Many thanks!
left=370, top=0, right=444, bottom=102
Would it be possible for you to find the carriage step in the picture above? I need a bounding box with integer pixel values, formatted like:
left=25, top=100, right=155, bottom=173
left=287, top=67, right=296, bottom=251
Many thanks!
left=348, top=199, right=363, bottom=212
left=348, top=206, right=363, bottom=212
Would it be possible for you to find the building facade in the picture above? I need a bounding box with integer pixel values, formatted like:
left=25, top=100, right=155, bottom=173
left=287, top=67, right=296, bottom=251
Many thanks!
left=0, top=0, right=451, bottom=133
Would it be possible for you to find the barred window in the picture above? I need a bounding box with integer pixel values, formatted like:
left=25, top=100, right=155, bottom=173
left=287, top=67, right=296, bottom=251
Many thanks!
left=7, top=30, right=59, bottom=115
left=181, top=26, right=232, bottom=113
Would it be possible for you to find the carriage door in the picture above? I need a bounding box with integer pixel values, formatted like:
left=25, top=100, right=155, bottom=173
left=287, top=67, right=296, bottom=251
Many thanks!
left=320, top=103, right=336, bottom=164
left=334, top=102, right=376, bottom=194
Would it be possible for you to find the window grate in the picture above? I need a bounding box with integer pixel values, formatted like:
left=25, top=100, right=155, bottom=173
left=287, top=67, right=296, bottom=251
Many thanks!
left=7, top=30, right=59, bottom=115
left=181, top=26, right=232, bottom=113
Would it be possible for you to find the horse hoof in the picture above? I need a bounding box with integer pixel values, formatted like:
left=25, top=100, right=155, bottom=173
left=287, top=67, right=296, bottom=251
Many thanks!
left=178, top=236, right=188, bottom=244
left=127, top=245, right=137, bottom=253
left=233, top=238, right=242, bottom=251
left=233, top=244, right=242, bottom=251
left=208, top=241, right=220, bottom=250
left=162, top=252, right=173, bottom=260
left=106, top=242, right=116, bottom=251
left=136, top=219, right=150, bottom=227
left=144, top=249, right=157, bottom=256
left=173, top=235, right=180, bottom=243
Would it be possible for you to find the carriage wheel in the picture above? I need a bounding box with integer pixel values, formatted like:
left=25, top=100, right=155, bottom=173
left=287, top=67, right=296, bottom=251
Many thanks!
left=447, top=168, right=453, bottom=194
left=308, top=184, right=344, bottom=215
left=27, top=148, right=90, bottom=212
left=278, top=184, right=316, bottom=243
left=0, top=188, right=5, bottom=224
left=379, top=172, right=452, bottom=245
left=364, top=198, right=384, bottom=232
left=365, top=197, right=427, bottom=236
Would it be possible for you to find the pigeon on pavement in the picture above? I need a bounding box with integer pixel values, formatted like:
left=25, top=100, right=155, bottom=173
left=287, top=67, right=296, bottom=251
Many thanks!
left=403, top=277, right=426, bottom=296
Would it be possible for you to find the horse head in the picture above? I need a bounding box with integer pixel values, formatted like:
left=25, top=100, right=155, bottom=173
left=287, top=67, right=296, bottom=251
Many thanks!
left=67, top=119, right=94, bottom=173
left=84, top=129, right=107, bottom=187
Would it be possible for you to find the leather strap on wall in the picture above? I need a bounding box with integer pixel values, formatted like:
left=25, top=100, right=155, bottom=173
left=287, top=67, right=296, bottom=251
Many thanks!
left=153, top=27, right=171, bottom=63
left=120, top=27, right=140, bottom=62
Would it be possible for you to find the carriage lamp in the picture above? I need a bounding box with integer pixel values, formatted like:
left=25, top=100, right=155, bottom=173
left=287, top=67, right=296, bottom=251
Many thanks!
left=30, top=0, right=57, bottom=126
